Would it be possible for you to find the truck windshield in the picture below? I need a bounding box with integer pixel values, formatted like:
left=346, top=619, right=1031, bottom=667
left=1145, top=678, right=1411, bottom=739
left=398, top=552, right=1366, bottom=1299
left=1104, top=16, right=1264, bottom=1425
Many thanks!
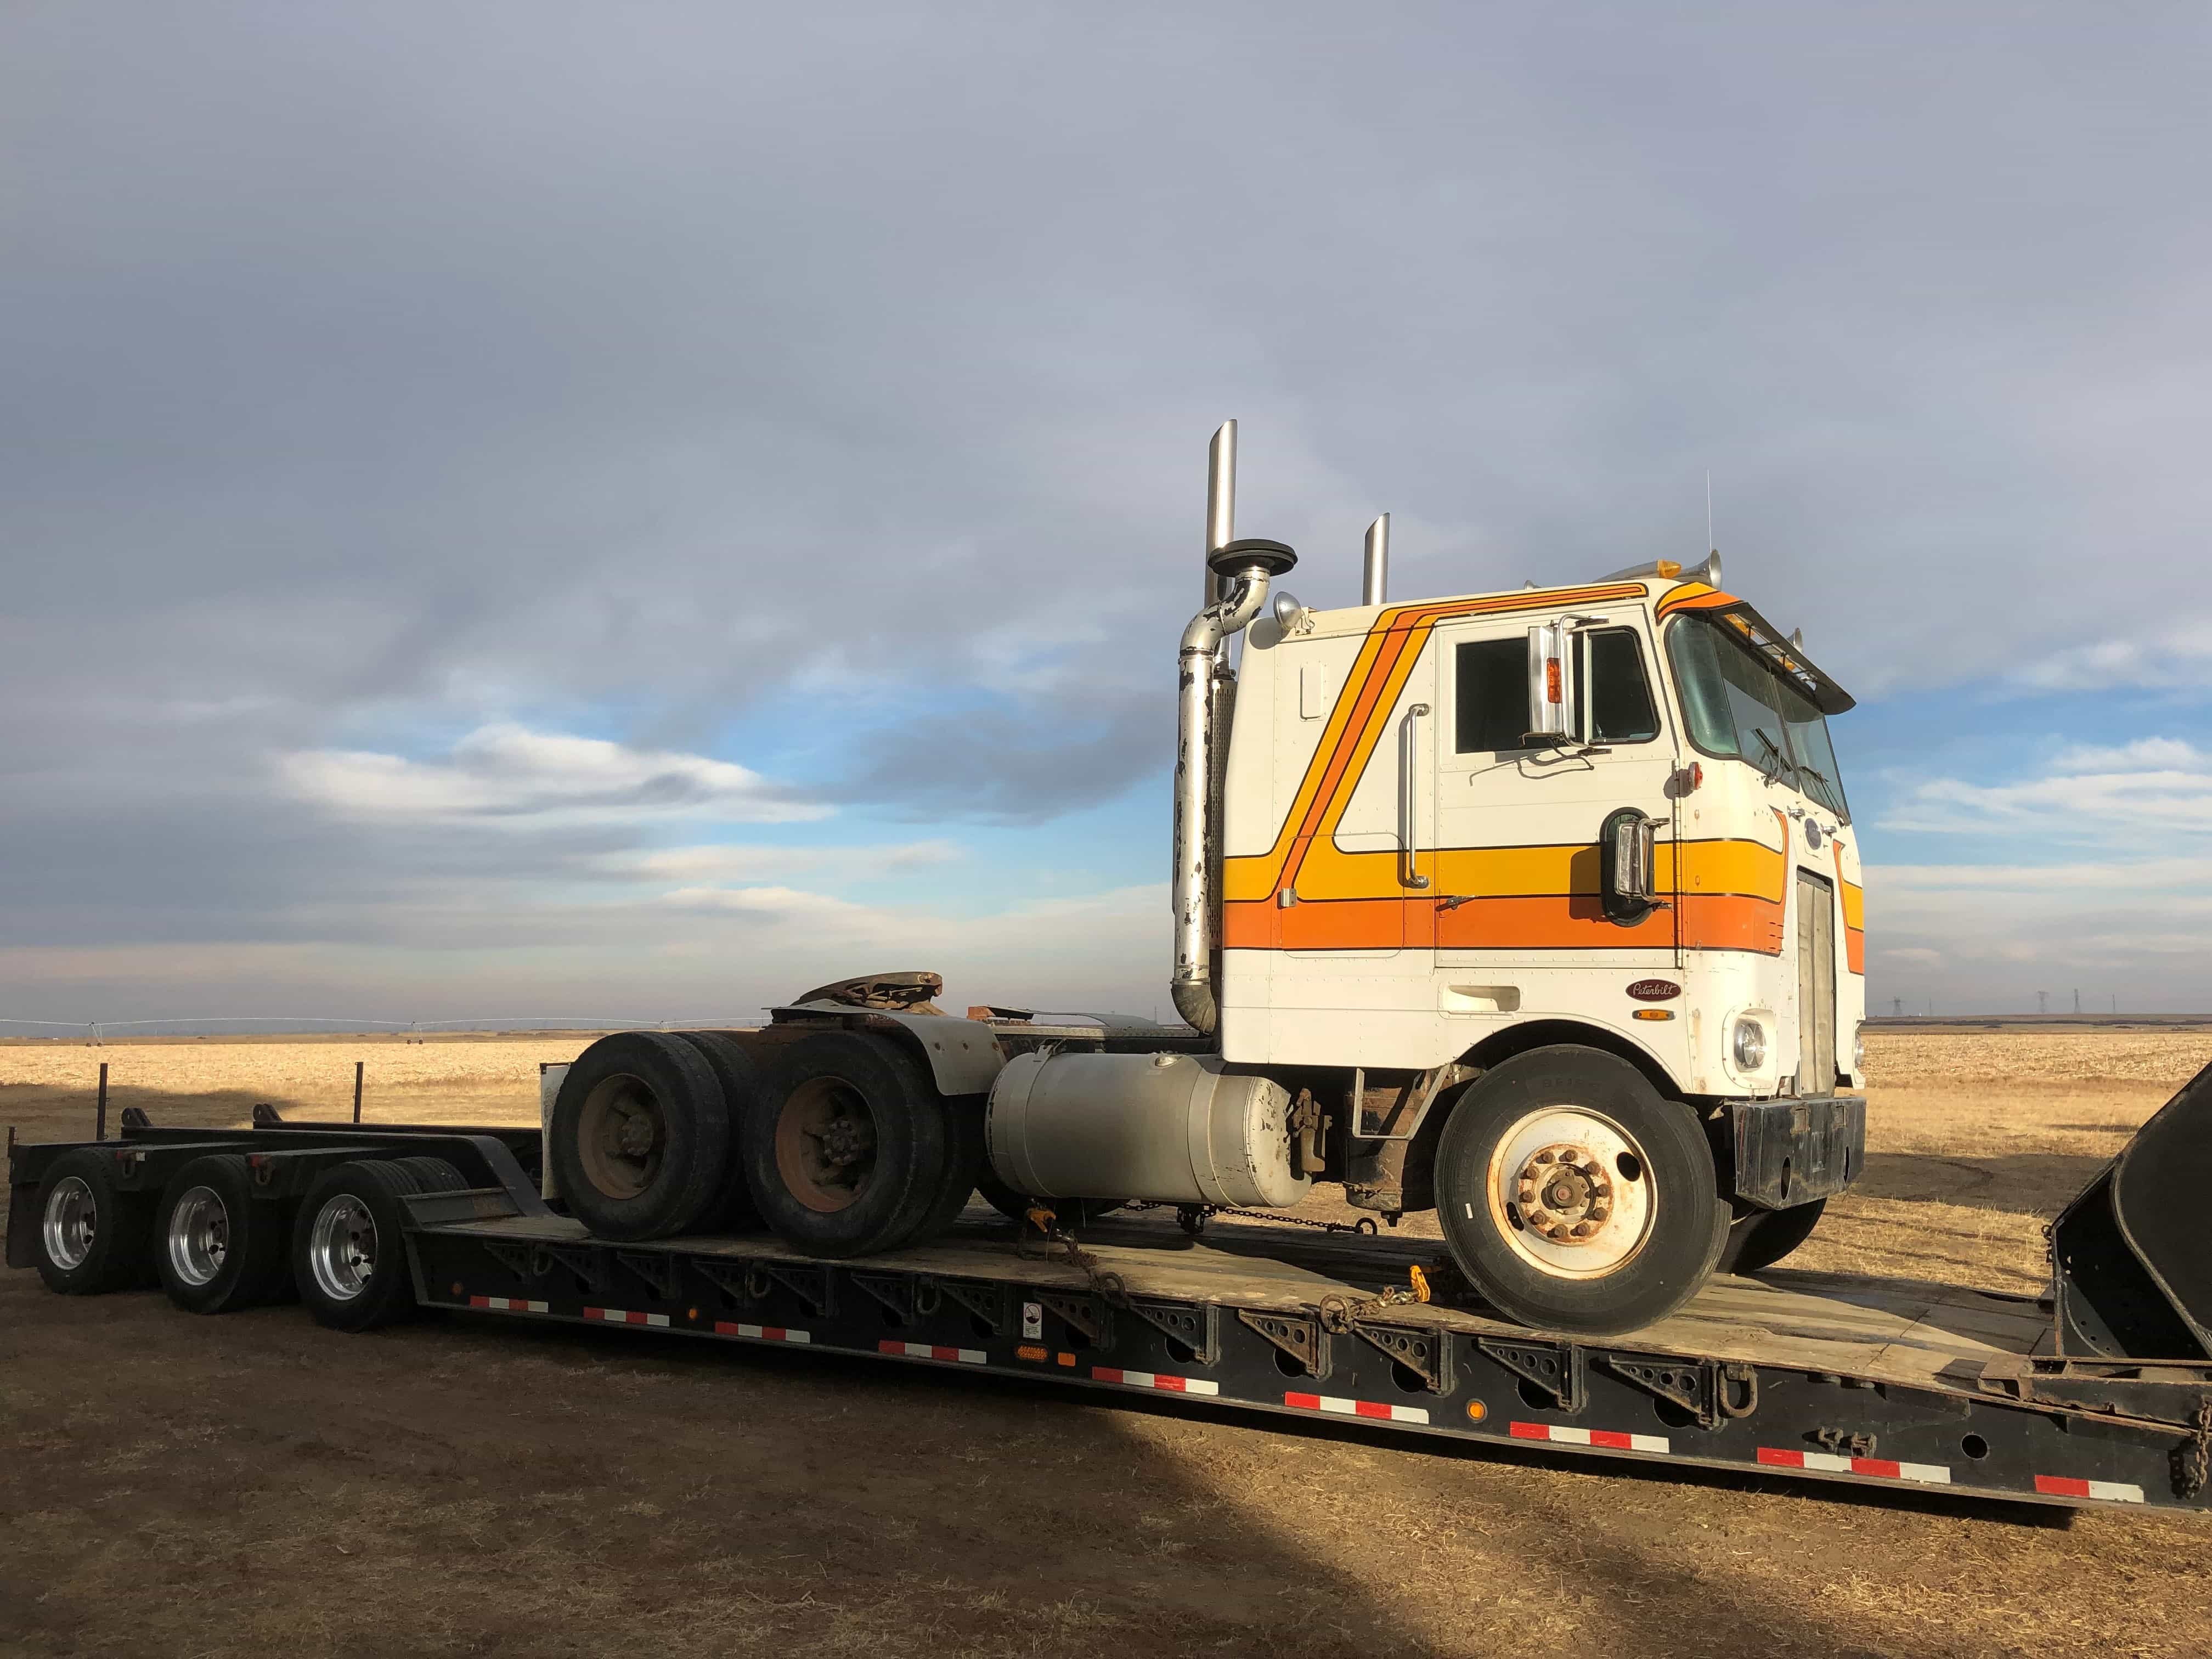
left=1666, top=614, right=1850, bottom=821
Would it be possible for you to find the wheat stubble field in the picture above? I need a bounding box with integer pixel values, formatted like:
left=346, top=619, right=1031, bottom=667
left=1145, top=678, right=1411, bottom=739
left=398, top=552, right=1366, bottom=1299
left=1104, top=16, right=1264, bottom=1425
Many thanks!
left=2, top=1028, right=2208, bottom=1658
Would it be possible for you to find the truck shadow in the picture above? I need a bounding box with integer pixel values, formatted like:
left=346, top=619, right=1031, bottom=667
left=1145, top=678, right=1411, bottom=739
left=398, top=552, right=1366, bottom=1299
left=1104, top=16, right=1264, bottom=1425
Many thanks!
left=1851, top=1150, right=2108, bottom=1217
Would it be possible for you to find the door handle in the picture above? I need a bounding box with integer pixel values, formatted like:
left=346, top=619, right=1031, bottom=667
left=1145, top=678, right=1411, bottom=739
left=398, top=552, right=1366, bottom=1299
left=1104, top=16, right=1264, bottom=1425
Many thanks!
left=1400, top=702, right=1430, bottom=889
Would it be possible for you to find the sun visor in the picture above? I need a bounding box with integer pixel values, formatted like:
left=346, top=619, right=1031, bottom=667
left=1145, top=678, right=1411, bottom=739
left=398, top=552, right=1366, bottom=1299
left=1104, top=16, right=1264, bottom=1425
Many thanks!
left=1709, top=601, right=1856, bottom=714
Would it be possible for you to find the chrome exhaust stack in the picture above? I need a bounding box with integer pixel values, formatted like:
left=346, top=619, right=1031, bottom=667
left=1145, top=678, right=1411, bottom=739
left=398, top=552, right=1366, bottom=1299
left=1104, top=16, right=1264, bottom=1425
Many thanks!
left=1363, top=514, right=1390, bottom=606
left=1171, top=423, right=1295, bottom=1037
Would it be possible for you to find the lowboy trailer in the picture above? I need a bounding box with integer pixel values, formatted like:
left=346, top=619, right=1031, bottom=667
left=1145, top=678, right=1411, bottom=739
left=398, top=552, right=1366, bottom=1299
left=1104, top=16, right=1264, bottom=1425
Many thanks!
left=8, top=1054, right=2212, bottom=1515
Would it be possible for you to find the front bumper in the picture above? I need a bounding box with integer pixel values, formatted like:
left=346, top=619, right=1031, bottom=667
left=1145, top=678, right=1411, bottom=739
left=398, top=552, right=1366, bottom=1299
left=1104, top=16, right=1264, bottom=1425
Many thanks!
left=1726, top=1094, right=1866, bottom=1211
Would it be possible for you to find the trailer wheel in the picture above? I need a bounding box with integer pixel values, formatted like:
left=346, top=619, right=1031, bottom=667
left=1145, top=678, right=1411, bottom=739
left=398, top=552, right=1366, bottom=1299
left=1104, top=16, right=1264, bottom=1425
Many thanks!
left=550, top=1031, right=731, bottom=1242
left=675, top=1031, right=765, bottom=1234
left=1433, top=1047, right=1728, bottom=1336
left=292, top=1160, right=426, bottom=1332
left=154, top=1154, right=293, bottom=1314
left=1719, top=1198, right=1827, bottom=1276
left=741, top=1030, right=947, bottom=1257
left=30, top=1147, right=156, bottom=1296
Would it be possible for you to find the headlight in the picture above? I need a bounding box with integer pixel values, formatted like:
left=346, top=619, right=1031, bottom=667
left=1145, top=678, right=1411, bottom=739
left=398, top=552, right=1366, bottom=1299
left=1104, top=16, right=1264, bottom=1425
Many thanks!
left=1853, top=1025, right=1865, bottom=1073
left=1732, top=1018, right=1767, bottom=1070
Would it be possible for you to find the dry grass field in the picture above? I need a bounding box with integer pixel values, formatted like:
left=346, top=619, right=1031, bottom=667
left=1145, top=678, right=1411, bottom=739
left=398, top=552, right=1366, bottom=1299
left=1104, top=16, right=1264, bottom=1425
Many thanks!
left=3, top=1028, right=2209, bottom=1657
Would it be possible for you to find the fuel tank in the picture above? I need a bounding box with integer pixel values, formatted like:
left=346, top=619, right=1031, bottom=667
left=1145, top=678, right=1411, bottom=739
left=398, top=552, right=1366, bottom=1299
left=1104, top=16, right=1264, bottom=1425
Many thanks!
left=986, top=1050, right=1309, bottom=1210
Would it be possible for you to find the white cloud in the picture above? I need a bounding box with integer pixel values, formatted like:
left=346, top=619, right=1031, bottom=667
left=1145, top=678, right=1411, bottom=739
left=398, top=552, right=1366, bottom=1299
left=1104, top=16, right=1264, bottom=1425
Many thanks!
left=616, top=840, right=960, bottom=883
left=2011, top=620, right=2212, bottom=693
left=281, top=723, right=827, bottom=827
left=1877, top=734, right=2212, bottom=842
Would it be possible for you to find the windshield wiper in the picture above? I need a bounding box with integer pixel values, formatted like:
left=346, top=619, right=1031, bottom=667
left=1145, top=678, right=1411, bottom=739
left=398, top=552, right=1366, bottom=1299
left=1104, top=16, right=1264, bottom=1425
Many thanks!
left=1752, top=729, right=1796, bottom=787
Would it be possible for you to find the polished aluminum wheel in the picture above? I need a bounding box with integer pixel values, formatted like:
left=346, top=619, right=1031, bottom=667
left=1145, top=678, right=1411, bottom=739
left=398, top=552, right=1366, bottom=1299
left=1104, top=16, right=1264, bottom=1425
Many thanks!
left=42, top=1176, right=97, bottom=1270
left=307, top=1194, right=377, bottom=1301
left=165, top=1185, right=230, bottom=1286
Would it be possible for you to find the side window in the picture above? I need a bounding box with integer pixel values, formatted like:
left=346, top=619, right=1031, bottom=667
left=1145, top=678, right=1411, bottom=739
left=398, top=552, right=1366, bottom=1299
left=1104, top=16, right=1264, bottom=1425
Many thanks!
left=1579, top=628, right=1660, bottom=743
left=1454, top=638, right=1527, bottom=753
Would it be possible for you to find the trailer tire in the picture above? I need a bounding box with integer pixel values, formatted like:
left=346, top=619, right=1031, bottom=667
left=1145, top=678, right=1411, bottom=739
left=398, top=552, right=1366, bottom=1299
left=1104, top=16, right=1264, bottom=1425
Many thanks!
left=293, top=1160, right=426, bottom=1332
left=154, top=1154, right=293, bottom=1314
left=30, top=1147, right=156, bottom=1296
left=1719, top=1198, right=1827, bottom=1276
left=550, top=1031, right=732, bottom=1242
left=675, top=1031, right=766, bottom=1234
left=741, top=1030, right=947, bottom=1258
left=390, top=1156, right=469, bottom=1195
left=1433, top=1047, right=1728, bottom=1336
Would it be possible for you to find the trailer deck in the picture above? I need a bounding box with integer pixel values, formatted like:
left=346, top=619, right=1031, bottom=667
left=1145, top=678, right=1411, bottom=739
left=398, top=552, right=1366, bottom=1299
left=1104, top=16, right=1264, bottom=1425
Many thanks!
left=408, top=1193, right=2203, bottom=1514
left=13, top=1114, right=2212, bottom=1517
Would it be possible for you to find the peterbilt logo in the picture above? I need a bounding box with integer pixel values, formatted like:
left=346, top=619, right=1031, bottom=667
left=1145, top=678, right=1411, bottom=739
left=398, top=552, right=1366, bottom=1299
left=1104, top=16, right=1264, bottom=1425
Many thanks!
left=1627, top=979, right=1681, bottom=1002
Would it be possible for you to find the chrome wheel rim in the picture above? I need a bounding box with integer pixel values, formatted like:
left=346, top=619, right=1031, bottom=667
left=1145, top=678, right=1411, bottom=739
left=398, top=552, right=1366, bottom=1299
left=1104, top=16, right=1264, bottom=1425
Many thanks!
left=308, top=1194, right=377, bottom=1301
left=43, top=1176, right=97, bottom=1270
left=1486, top=1106, right=1656, bottom=1280
left=166, top=1185, right=230, bottom=1286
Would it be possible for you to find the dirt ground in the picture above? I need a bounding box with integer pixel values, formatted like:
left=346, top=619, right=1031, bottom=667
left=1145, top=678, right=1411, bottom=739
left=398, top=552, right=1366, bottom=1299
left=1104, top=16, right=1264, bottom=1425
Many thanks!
left=3, top=1029, right=2209, bottom=1657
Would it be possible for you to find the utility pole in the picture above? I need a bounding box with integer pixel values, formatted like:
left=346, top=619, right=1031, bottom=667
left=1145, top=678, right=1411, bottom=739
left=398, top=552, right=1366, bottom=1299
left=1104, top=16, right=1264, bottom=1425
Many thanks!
left=2037, top=990, right=2048, bottom=1015
left=1891, top=996, right=1903, bottom=1018
left=2073, top=989, right=2080, bottom=1016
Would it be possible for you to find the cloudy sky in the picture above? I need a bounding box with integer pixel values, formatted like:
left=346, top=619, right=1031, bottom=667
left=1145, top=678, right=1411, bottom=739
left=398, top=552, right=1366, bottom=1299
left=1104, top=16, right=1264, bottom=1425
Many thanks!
left=4, top=3, right=2208, bottom=1029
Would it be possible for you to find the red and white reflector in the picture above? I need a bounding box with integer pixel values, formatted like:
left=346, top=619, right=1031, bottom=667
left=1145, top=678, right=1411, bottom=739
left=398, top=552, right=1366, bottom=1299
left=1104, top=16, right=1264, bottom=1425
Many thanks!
left=2033, top=1474, right=2145, bottom=1504
left=1091, top=1365, right=1221, bottom=1397
left=713, top=1321, right=811, bottom=1345
left=583, top=1306, right=670, bottom=1329
left=1284, top=1391, right=1430, bottom=1425
left=1509, top=1420, right=1669, bottom=1454
left=879, top=1340, right=986, bottom=1365
left=1757, top=1447, right=1950, bottom=1485
left=466, top=1295, right=549, bottom=1314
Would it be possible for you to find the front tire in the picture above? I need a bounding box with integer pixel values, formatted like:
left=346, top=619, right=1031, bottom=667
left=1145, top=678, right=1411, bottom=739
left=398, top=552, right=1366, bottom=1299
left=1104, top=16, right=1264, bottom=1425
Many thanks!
left=1434, top=1047, right=1726, bottom=1336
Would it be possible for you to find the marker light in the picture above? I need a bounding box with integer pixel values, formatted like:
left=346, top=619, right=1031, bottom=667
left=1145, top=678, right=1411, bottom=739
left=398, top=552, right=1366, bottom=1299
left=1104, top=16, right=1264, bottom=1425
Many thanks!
left=1546, top=658, right=1562, bottom=702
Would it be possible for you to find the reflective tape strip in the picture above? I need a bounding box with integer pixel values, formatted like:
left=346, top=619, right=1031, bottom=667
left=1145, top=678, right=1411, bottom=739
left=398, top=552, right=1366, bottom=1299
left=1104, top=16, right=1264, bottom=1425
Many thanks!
left=2034, top=1475, right=2145, bottom=1504
left=582, top=1306, right=670, bottom=1328
left=1509, top=1420, right=1669, bottom=1454
left=713, top=1321, right=811, bottom=1345
left=467, top=1296, right=549, bottom=1314
left=1091, top=1366, right=1221, bottom=1397
left=1757, top=1447, right=1950, bottom=1485
left=878, top=1340, right=986, bottom=1364
left=1283, top=1391, right=1430, bottom=1425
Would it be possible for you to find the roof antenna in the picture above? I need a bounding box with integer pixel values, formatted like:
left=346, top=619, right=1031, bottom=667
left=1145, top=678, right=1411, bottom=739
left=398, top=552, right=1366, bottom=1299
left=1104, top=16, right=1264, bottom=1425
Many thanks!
left=1705, top=469, right=1714, bottom=563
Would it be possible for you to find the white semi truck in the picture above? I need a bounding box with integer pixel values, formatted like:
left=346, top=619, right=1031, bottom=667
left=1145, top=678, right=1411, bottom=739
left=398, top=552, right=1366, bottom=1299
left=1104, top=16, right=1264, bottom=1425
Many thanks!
left=14, top=427, right=2212, bottom=1511
left=527, top=422, right=1867, bottom=1336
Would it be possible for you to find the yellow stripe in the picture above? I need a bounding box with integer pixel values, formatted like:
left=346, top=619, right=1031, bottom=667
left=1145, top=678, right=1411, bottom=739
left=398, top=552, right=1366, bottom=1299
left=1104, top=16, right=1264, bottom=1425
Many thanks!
left=1244, top=836, right=1787, bottom=905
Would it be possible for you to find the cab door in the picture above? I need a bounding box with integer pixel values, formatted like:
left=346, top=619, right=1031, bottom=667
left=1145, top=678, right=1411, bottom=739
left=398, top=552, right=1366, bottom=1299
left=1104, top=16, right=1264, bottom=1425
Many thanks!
left=1423, top=614, right=1680, bottom=972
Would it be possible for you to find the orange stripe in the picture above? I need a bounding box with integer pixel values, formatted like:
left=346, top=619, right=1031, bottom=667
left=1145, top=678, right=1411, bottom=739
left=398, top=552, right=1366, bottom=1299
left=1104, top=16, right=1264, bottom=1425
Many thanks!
left=1844, top=927, right=1865, bottom=975
left=1238, top=581, right=1651, bottom=900
left=1654, top=583, right=1740, bottom=619
left=1226, top=892, right=1784, bottom=954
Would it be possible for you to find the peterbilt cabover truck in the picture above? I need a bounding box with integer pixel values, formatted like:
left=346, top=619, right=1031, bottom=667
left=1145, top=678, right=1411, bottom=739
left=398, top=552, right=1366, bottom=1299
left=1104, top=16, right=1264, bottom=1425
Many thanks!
left=14, top=426, right=2212, bottom=1514
left=533, top=420, right=1869, bottom=1336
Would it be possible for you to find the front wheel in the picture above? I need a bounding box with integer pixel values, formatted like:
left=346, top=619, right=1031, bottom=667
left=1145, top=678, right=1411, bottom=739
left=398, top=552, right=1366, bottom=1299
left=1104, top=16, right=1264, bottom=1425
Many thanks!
left=1434, top=1047, right=1726, bottom=1336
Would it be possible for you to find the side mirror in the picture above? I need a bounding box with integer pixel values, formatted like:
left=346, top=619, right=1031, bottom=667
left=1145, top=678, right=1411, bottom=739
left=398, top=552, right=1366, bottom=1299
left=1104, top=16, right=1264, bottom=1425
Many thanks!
left=1599, top=806, right=1660, bottom=924
left=1525, top=620, right=1575, bottom=742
